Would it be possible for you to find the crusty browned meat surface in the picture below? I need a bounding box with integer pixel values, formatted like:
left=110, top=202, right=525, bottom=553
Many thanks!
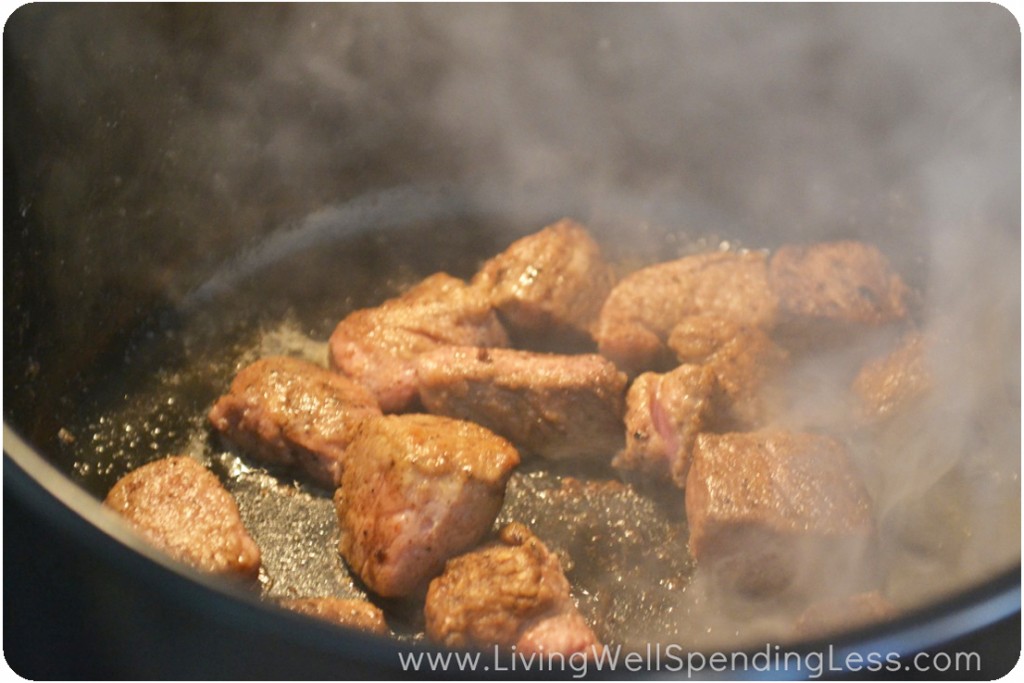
left=768, top=241, right=909, bottom=347
left=793, top=591, right=897, bottom=638
left=416, top=346, right=627, bottom=460
left=667, top=315, right=788, bottom=428
left=613, top=365, right=718, bottom=488
left=471, top=219, right=616, bottom=351
left=497, top=476, right=694, bottom=649
left=328, top=273, right=510, bottom=412
left=208, top=356, right=381, bottom=488
left=686, top=431, right=875, bottom=596
left=852, top=331, right=931, bottom=424
left=104, top=456, right=261, bottom=579
left=595, top=251, right=778, bottom=375
left=279, top=597, right=389, bottom=635
left=336, top=414, right=519, bottom=598
left=425, top=523, right=601, bottom=656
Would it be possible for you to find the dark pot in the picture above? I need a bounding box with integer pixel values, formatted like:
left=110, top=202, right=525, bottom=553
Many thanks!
left=5, top=4, right=1020, bottom=678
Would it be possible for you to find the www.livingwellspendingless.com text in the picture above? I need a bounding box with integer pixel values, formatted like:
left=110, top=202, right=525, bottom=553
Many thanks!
left=398, top=642, right=982, bottom=678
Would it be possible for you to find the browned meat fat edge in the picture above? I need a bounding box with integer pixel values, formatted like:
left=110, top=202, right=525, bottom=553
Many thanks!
left=793, top=591, right=898, bottom=638
left=686, top=431, right=876, bottom=597
left=417, top=346, right=627, bottom=460
left=104, top=456, right=261, bottom=579
left=667, top=315, right=789, bottom=429
left=595, top=250, right=778, bottom=375
left=614, top=364, right=718, bottom=488
left=595, top=241, right=910, bottom=376
left=768, top=241, right=910, bottom=349
left=279, top=597, right=389, bottom=635
left=424, top=523, right=601, bottom=656
left=208, top=356, right=381, bottom=488
left=471, top=218, right=616, bottom=351
left=336, top=414, right=520, bottom=598
left=329, top=273, right=510, bottom=412
left=852, top=330, right=932, bottom=424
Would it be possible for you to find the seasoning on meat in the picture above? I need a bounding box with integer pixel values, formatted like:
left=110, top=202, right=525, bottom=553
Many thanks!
left=667, top=315, right=789, bottom=428
left=852, top=330, right=932, bottom=424
left=595, top=250, right=778, bottom=375
left=793, top=591, right=897, bottom=637
left=768, top=241, right=910, bottom=348
left=335, top=414, right=520, bottom=598
left=104, top=456, right=261, bottom=579
left=416, top=346, right=627, bottom=460
left=208, top=356, right=381, bottom=488
left=613, top=364, right=718, bottom=489
left=279, top=597, right=389, bottom=635
left=328, top=273, right=510, bottom=413
left=425, top=523, right=601, bottom=656
left=471, top=219, right=616, bottom=351
left=686, top=431, right=875, bottom=596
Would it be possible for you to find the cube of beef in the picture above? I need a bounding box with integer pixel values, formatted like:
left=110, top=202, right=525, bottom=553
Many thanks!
left=329, top=273, right=510, bottom=412
left=471, top=219, right=616, bottom=351
left=686, top=432, right=875, bottom=596
left=667, top=315, right=788, bottom=428
left=793, top=591, right=897, bottom=638
left=425, top=523, right=601, bottom=656
left=335, top=414, right=519, bottom=598
left=208, top=356, right=382, bottom=488
left=852, top=330, right=932, bottom=424
left=768, top=241, right=910, bottom=348
left=416, top=347, right=627, bottom=461
left=104, top=456, right=261, bottom=579
left=595, top=251, right=778, bottom=375
left=613, top=365, right=718, bottom=489
left=279, top=597, right=389, bottom=635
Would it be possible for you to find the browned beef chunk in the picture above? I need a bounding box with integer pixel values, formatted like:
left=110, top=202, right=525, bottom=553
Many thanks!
left=425, top=523, right=601, bottom=656
left=852, top=331, right=931, bottom=424
left=416, top=347, right=627, bottom=460
left=104, top=456, right=261, bottom=579
left=328, top=273, right=510, bottom=412
left=335, top=414, right=519, bottom=598
left=208, top=356, right=381, bottom=488
left=686, top=432, right=875, bottom=597
left=613, top=365, right=718, bottom=489
left=793, top=591, right=897, bottom=638
left=667, top=315, right=789, bottom=428
left=595, top=251, right=778, bottom=375
left=497, top=476, right=694, bottom=649
left=471, top=219, right=616, bottom=351
left=768, top=241, right=910, bottom=348
left=279, top=597, right=389, bottom=635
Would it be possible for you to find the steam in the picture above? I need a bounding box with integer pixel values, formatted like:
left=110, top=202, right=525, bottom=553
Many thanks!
left=9, top=3, right=1019, bottom=648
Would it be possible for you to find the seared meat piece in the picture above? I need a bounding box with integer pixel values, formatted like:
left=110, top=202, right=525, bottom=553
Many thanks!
left=104, top=456, right=261, bottom=579
left=686, top=432, right=875, bottom=596
left=208, top=356, right=381, bottom=488
left=595, top=251, right=778, bottom=375
left=329, top=273, right=510, bottom=412
left=416, top=347, right=627, bottom=460
left=768, top=241, right=909, bottom=347
left=471, top=219, right=616, bottom=350
left=667, top=315, right=788, bottom=428
left=852, top=331, right=931, bottom=424
left=497, top=476, right=694, bottom=649
left=336, top=414, right=519, bottom=598
left=279, top=597, right=388, bottom=635
left=793, top=591, right=897, bottom=637
left=613, top=364, right=718, bottom=488
left=425, top=523, right=600, bottom=656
